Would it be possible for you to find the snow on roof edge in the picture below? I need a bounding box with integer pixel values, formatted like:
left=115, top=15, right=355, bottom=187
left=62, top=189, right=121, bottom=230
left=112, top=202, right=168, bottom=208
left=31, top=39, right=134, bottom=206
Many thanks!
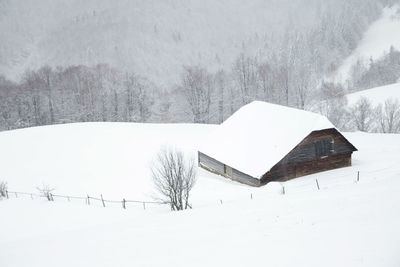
left=199, top=101, right=336, bottom=178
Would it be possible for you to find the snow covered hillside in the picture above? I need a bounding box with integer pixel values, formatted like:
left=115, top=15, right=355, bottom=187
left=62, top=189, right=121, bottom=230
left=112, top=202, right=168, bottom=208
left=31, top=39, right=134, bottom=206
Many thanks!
left=347, top=82, right=400, bottom=106
left=0, top=0, right=389, bottom=87
left=0, top=0, right=303, bottom=85
left=334, top=5, right=400, bottom=84
left=1, top=122, right=400, bottom=266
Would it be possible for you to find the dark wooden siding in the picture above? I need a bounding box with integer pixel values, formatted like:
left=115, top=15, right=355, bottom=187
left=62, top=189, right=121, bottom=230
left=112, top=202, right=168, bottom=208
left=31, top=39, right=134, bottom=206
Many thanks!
left=294, top=152, right=352, bottom=178
left=284, top=128, right=356, bottom=164
left=261, top=153, right=352, bottom=184
left=260, top=129, right=356, bottom=184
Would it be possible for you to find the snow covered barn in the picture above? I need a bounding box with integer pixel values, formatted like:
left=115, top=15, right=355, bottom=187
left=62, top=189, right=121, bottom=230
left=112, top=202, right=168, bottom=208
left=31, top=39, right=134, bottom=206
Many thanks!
left=198, top=101, right=357, bottom=186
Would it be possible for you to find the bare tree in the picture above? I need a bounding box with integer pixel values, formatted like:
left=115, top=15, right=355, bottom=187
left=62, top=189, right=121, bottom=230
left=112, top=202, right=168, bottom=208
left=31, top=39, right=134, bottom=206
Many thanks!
left=215, top=70, right=226, bottom=123
left=151, top=148, right=196, bottom=211
left=123, top=73, right=154, bottom=122
left=181, top=66, right=213, bottom=123
left=135, top=77, right=154, bottom=122
left=316, top=82, right=351, bottom=130
left=257, top=62, right=275, bottom=103
left=350, top=97, right=375, bottom=132
left=0, top=181, right=7, bottom=198
left=36, top=183, right=55, bottom=201
left=293, top=68, right=314, bottom=110
left=233, top=53, right=259, bottom=104
left=376, top=99, right=400, bottom=133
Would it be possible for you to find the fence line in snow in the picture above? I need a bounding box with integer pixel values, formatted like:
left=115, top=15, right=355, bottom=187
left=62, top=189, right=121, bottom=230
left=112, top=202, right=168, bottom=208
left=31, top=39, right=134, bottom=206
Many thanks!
left=3, top=190, right=169, bottom=210
left=1, top=170, right=381, bottom=208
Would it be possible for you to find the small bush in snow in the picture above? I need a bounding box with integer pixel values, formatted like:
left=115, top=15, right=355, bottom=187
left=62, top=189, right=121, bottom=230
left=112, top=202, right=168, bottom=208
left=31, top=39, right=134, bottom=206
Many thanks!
left=0, top=181, right=7, bottom=198
left=151, top=148, right=197, bottom=211
left=36, top=183, right=55, bottom=201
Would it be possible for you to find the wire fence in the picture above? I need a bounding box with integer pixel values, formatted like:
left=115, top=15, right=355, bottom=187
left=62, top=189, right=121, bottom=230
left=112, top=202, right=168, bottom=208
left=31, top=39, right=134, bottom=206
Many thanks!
left=0, top=167, right=395, bottom=209
left=2, top=190, right=170, bottom=210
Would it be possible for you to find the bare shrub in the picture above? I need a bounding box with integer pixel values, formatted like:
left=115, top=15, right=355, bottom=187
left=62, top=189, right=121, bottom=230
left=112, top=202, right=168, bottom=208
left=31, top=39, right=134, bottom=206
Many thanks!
left=151, top=148, right=197, bottom=211
left=317, top=82, right=351, bottom=130
left=376, top=99, right=400, bottom=133
left=350, top=97, right=375, bottom=132
left=0, top=181, right=7, bottom=198
left=36, top=183, right=55, bottom=201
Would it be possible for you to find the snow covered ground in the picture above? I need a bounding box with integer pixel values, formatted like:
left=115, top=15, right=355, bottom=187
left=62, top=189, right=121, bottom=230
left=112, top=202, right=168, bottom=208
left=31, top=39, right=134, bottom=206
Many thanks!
left=1, top=123, right=400, bottom=266
left=334, top=5, right=400, bottom=84
left=346, top=82, right=400, bottom=106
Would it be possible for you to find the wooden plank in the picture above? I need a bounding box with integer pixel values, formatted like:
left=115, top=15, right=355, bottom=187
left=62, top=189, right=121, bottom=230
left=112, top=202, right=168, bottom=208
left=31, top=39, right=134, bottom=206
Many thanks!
left=262, top=152, right=352, bottom=183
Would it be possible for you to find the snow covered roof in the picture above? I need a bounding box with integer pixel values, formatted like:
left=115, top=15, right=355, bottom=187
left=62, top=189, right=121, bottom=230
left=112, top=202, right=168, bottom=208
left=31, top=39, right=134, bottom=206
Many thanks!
left=199, top=101, right=335, bottom=178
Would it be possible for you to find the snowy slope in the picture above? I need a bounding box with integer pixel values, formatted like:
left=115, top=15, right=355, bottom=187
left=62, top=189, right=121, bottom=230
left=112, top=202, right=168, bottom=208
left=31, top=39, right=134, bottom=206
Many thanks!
left=334, top=5, right=400, bottom=84
left=0, top=123, right=399, bottom=266
left=0, top=123, right=215, bottom=201
left=200, top=101, right=334, bottom=178
left=346, top=82, right=400, bottom=106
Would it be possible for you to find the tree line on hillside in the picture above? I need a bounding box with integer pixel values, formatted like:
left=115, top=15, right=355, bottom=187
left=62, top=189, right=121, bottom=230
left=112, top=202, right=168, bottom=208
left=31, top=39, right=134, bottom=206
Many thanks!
left=0, top=65, right=156, bottom=130
left=0, top=0, right=399, bottom=132
left=350, top=97, right=400, bottom=133
left=349, top=46, right=400, bottom=91
left=0, top=59, right=350, bottom=131
left=1, top=61, right=399, bottom=133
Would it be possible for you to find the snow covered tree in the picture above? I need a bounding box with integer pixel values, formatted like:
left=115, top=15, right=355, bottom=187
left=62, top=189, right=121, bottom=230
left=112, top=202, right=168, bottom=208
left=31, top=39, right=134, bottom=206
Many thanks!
left=214, top=70, right=226, bottom=124
left=317, top=82, right=351, bottom=130
left=350, top=97, right=375, bottom=132
left=376, top=99, right=400, bottom=133
left=181, top=66, right=213, bottom=123
left=233, top=53, right=259, bottom=105
left=257, top=62, right=275, bottom=103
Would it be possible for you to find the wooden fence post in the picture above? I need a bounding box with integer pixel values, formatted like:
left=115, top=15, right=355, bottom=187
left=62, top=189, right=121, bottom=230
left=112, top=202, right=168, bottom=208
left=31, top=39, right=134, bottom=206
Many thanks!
left=30, top=194, right=33, bottom=200
left=142, top=202, right=146, bottom=210
left=316, top=179, right=320, bottom=190
left=357, top=171, right=360, bottom=182
left=101, top=194, right=106, bottom=207
left=220, top=199, right=223, bottom=205
left=67, top=196, right=70, bottom=202
left=282, top=185, right=285, bottom=195
left=87, top=195, right=90, bottom=205
left=15, top=192, right=18, bottom=198
left=122, top=198, right=126, bottom=209
left=250, top=193, right=253, bottom=200
left=6, top=190, right=8, bottom=199
left=50, top=193, right=54, bottom=201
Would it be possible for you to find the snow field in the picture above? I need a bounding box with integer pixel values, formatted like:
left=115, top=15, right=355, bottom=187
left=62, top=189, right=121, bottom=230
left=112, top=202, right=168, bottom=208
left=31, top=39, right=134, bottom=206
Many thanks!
left=0, top=123, right=399, bottom=266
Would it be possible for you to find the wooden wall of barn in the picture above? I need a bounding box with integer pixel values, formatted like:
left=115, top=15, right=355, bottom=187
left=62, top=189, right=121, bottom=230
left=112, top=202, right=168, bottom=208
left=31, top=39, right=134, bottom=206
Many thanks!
left=260, top=129, right=356, bottom=184
left=198, top=152, right=260, bottom=186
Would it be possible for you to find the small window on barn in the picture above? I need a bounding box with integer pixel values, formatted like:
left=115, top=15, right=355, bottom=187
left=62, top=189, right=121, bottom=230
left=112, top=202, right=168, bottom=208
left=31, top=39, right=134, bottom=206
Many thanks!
left=314, top=138, right=334, bottom=158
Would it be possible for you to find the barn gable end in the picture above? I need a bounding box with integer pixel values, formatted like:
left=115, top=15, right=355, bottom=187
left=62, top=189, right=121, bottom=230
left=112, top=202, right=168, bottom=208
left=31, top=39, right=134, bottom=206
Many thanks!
left=260, top=128, right=357, bottom=184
